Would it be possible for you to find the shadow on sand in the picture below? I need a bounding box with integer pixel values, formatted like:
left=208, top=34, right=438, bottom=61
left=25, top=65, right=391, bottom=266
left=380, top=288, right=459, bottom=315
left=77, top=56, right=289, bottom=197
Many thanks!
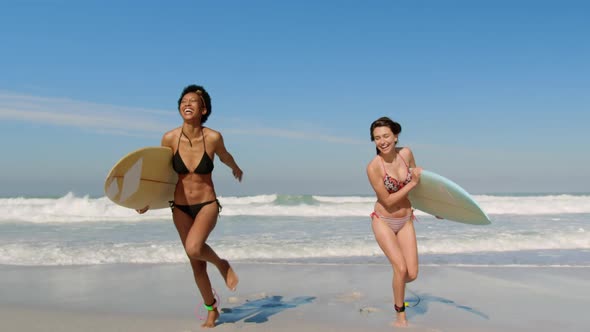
left=405, top=290, right=489, bottom=320
left=218, top=295, right=316, bottom=325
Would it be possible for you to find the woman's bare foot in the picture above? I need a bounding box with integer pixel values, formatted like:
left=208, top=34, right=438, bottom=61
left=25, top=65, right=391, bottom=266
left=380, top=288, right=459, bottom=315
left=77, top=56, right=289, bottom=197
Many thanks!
left=201, top=308, right=219, bottom=328
left=218, top=259, right=239, bottom=291
left=392, top=312, right=408, bottom=327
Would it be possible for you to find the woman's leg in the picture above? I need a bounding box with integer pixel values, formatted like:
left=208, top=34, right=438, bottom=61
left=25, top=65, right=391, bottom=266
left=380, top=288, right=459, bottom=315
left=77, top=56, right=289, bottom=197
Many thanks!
left=179, top=201, right=238, bottom=291
left=371, top=217, right=409, bottom=326
left=172, top=202, right=237, bottom=328
left=397, top=219, right=419, bottom=283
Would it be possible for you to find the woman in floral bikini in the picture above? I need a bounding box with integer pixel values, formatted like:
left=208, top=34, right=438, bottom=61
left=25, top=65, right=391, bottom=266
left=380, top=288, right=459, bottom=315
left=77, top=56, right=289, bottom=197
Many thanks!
left=366, top=116, right=422, bottom=327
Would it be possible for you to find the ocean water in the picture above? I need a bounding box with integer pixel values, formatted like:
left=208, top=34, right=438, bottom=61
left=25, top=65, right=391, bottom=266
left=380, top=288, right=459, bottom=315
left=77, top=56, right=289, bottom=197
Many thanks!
left=0, top=193, right=588, bottom=267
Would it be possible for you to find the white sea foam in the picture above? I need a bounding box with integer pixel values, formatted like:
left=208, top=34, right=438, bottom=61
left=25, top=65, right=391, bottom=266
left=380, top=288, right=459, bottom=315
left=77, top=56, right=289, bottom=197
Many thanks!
left=1, top=193, right=589, bottom=224
left=0, top=193, right=169, bottom=223
left=312, top=195, right=375, bottom=203
left=476, top=194, right=590, bottom=215
left=419, top=229, right=590, bottom=254
left=218, top=194, right=278, bottom=205
left=2, top=192, right=588, bottom=267
left=2, top=228, right=588, bottom=266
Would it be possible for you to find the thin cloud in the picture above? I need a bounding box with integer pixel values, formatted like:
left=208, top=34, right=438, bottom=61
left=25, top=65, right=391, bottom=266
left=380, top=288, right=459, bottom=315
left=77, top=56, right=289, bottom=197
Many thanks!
left=0, top=92, right=173, bottom=134
left=0, top=92, right=366, bottom=144
left=225, top=127, right=366, bottom=145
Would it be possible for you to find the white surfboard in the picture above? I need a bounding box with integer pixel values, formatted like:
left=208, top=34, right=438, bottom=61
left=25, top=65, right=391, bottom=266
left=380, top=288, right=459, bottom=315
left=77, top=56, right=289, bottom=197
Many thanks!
left=408, top=170, right=491, bottom=225
left=104, top=147, right=178, bottom=209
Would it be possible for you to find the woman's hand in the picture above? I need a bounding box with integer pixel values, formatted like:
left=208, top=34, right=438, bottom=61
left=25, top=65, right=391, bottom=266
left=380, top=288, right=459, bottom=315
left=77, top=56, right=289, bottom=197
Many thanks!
left=136, top=206, right=149, bottom=214
left=233, top=167, right=243, bottom=182
left=410, top=167, right=422, bottom=186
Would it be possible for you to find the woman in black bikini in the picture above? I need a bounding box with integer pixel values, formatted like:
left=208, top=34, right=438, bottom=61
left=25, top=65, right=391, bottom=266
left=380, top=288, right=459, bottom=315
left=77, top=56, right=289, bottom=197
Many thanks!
left=366, top=116, right=422, bottom=327
left=138, top=84, right=242, bottom=328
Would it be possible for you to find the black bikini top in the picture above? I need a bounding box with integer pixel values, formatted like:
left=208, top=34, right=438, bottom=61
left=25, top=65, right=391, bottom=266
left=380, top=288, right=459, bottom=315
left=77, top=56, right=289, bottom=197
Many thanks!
left=172, top=129, right=214, bottom=175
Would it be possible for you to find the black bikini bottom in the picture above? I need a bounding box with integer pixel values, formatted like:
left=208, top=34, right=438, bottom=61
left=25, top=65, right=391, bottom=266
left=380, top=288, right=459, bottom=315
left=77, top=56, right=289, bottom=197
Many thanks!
left=169, top=199, right=221, bottom=220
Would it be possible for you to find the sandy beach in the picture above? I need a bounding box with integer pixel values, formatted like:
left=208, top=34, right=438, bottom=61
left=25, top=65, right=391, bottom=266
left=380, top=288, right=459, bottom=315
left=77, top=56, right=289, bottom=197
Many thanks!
left=2, top=262, right=589, bottom=332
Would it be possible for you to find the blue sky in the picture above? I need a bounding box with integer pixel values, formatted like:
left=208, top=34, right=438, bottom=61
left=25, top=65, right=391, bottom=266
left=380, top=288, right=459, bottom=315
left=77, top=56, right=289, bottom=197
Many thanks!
left=1, top=0, right=588, bottom=197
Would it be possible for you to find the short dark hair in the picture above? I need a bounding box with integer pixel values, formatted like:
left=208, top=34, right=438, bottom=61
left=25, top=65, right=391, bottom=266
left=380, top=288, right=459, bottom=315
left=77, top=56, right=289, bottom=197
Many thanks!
left=177, top=84, right=212, bottom=124
left=370, top=117, right=402, bottom=154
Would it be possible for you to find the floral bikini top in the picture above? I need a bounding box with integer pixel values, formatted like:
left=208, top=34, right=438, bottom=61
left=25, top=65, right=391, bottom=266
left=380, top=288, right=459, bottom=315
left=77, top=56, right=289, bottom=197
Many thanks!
left=381, top=155, right=412, bottom=193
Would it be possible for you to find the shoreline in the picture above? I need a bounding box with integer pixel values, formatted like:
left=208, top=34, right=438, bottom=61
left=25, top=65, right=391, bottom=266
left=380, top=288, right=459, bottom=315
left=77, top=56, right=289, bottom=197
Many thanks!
left=2, top=263, right=589, bottom=331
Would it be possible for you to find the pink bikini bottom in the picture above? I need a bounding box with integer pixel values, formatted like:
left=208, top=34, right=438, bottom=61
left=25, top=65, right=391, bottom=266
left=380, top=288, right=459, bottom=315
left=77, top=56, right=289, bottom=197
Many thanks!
left=370, top=211, right=414, bottom=234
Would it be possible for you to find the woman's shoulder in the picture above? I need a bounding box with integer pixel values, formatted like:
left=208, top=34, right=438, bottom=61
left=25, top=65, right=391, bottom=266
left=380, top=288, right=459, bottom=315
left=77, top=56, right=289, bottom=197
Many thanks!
left=397, top=146, right=415, bottom=165
left=397, top=146, right=413, bottom=157
left=163, top=127, right=182, bottom=138
left=203, top=126, right=222, bottom=141
left=366, top=155, right=382, bottom=172
left=161, top=127, right=181, bottom=146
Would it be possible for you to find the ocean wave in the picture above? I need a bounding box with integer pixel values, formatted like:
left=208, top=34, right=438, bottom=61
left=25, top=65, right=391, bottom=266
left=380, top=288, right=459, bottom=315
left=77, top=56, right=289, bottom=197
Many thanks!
left=475, top=194, right=590, bottom=214
left=0, top=193, right=170, bottom=223
left=2, top=229, right=588, bottom=266
left=1, top=192, right=590, bottom=223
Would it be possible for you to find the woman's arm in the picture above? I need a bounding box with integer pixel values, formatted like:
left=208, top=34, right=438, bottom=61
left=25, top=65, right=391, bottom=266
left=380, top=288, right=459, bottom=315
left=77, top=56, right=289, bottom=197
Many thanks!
left=137, top=129, right=177, bottom=214
left=366, top=148, right=421, bottom=209
left=367, top=164, right=417, bottom=209
left=161, top=129, right=176, bottom=149
left=406, top=147, right=417, bottom=168
left=212, top=130, right=243, bottom=182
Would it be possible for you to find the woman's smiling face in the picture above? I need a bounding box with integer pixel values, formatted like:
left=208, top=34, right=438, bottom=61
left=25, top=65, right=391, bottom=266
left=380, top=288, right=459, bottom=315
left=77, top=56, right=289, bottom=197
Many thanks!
left=372, top=126, right=397, bottom=154
left=179, top=92, right=205, bottom=120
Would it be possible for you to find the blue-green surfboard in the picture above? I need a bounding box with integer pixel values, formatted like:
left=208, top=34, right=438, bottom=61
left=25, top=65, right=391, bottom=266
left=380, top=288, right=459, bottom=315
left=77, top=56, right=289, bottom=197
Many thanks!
left=408, top=170, right=491, bottom=225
